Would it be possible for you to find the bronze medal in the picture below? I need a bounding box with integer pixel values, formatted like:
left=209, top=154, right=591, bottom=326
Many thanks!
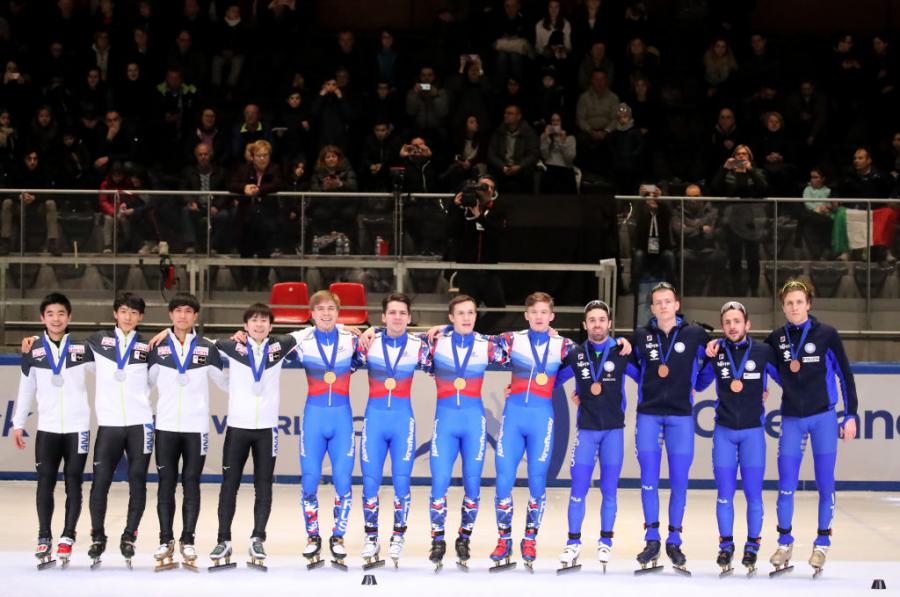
left=453, top=377, right=467, bottom=391
left=730, top=379, right=743, bottom=393
left=658, top=364, right=670, bottom=378
left=590, top=382, right=603, bottom=396
left=789, top=359, right=801, bottom=373
left=323, top=371, right=337, bottom=384
left=534, top=372, right=549, bottom=386
left=384, top=377, right=397, bottom=391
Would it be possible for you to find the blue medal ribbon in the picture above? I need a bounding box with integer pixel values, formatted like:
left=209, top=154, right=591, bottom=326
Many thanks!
left=724, top=338, right=752, bottom=385
left=381, top=330, right=408, bottom=381
left=42, top=334, right=70, bottom=377
left=784, top=320, right=811, bottom=362
left=584, top=338, right=612, bottom=384
left=315, top=328, right=339, bottom=373
left=656, top=328, right=680, bottom=365
left=115, top=331, right=138, bottom=372
left=451, top=332, right=475, bottom=380
left=528, top=329, right=551, bottom=375
left=246, top=338, right=269, bottom=384
left=167, top=332, right=198, bottom=375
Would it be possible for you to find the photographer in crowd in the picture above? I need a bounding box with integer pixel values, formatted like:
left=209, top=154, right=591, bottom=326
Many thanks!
left=446, top=174, right=507, bottom=333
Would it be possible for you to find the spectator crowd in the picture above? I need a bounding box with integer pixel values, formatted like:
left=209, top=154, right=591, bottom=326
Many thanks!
left=0, top=0, right=898, bottom=277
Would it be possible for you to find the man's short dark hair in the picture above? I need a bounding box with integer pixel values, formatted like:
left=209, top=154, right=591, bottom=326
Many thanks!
left=168, top=292, right=200, bottom=313
left=113, top=292, right=146, bottom=314
left=382, top=293, right=411, bottom=313
left=40, top=292, right=72, bottom=315
left=591, top=67, right=608, bottom=77
left=243, top=303, right=273, bottom=323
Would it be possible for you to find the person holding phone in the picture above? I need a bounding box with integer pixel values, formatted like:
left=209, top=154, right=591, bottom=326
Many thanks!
left=539, top=112, right=577, bottom=193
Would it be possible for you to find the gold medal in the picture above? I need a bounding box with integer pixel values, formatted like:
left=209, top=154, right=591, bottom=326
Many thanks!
left=590, top=382, right=602, bottom=396
left=658, top=364, right=670, bottom=378
left=324, top=371, right=337, bottom=384
left=384, top=377, right=397, bottom=391
left=453, top=377, right=467, bottom=391
left=789, top=359, right=800, bottom=373
left=730, top=379, right=743, bottom=393
left=534, top=372, right=549, bottom=386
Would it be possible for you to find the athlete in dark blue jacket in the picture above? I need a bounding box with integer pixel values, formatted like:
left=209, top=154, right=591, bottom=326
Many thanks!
left=555, top=300, right=638, bottom=572
left=696, top=301, right=778, bottom=575
left=629, top=282, right=710, bottom=572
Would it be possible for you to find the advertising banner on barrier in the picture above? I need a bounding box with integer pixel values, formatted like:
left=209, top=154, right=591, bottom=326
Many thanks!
left=1, top=360, right=897, bottom=488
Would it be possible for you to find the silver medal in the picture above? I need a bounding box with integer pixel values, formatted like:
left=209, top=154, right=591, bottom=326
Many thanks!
left=115, top=369, right=127, bottom=382
left=252, top=381, right=262, bottom=395
left=51, top=374, right=64, bottom=388
left=178, top=373, right=189, bottom=387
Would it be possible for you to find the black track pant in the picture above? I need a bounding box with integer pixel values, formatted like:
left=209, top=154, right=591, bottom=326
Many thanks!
left=35, top=430, right=90, bottom=539
left=156, top=430, right=207, bottom=544
left=89, top=424, right=153, bottom=540
left=216, top=427, right=277, bottom=542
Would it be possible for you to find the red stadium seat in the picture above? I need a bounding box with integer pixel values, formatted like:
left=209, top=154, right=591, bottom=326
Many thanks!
left=330, top=282, right=368, bottom=325
left=270, top=282, right=310, bottom=324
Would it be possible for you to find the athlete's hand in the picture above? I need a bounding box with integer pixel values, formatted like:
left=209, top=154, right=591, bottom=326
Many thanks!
left=570, top=394, right=580, bottom=406
left=147, top=328, right=169, bottom=349
left=358, top=327, right=377, bottom=350
left=840, top=418, right=857, bottom=442
left=231, top=330, right=248, bottom=343
left=345, top=326, right=362, bottom=338
left=426, top=325, right=444, bottom=344
left=21, top=335, right=37, bottom=353
left=617, top=337, right=632, bottom=355
left=763, top=390, right=769, bottom=402
left=705, top=339, right=720, bottom=358
left=13, top=428, right=25, bottom=449
left=548, top=327, right=559, bottom=337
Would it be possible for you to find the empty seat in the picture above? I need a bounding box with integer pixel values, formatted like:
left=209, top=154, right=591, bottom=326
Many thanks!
left=809, top=262, right=849, bottom=299
left=270, top=282, right=310, bottom=324
left=853, top=262, right=896, bottom=298
left=329, top=282, right=368, bottom=325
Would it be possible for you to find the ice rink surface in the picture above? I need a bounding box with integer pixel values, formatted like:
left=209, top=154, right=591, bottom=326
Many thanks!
left=2, top=482, right=898, bottom=596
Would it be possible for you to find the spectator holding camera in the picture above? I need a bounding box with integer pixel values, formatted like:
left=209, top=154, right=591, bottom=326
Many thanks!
left=447, top=54, right=491, bottom=130
left=488, top=104, right=539, bottom=193
left=539, top=112, right=577, bottom=193
left=712, top=144, right=769, bottom=296
left=310, top=144, right=358, bottom=192
left=447, top=174, right=507, bottom=333
left=406, top=66, right=449, bottom=145
left=399, top=136, right=436, bottom=193
left=311, top=77, right=353, bottom=154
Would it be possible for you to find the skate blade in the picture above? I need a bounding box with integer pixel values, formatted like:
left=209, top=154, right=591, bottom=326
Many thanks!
left=247, top=560, right=268, bottom=572
left=769, top=565, right=794, bottom=578
left=634, top=563, right=664, bottom=575
left=456, top=561, right=470, bottom=573
left=330, top=559, right=348, bottom=572
left=391, top=557, right=399, bottom=569
left=719, top=567, right=734, bottom=578
left=745, top=566, right=757, bottom=578
left=489, top=560, right=517, bottom=573
left=812, top=567, right=823, bottom=579
left=124, top=560, right=133, bottom=570
left=556, top=563, right=582, bottom=575
left=305, top=557, right=325, bottom=570
left=431, top=561, right=443, bottom=574
left=90, top=560, right=102, bottom=571
left=154, top=560, right=179, bottom=573
left=36, top=559, right=57, bottom=571
left=363, top=559, right=385, bottom=571
left=524, top=561, right=535, bottom=574
left=60, top=558, right=71, bottom=569
left=207, top=561, right=237, bottom=573
left=673, top=565, right=692, bottom=577
left=181, top=561, right=199, bottom=573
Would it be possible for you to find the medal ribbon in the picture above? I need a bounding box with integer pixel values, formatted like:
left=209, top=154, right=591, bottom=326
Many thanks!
left=315, top=329, right=339, bottom=373
left=528, top=330, right=550, bottom=375
left=584, top=338, right=612, bottom=385
left=724, top=338, right=752, bottom=384
left=246, top=339, right=269, bottom=384
left=381, top=330, right=408, bottom=381
left=655, top=328, right=680, bottom=366
left=42, top=334, right=70, bottom=377
left=167, top=332, right=198, bottom=376
left=451, top=333, right=475, bottom=381
left=784, top=320, right=811, bottom=362
left=115, top=331, right=138, bottom=373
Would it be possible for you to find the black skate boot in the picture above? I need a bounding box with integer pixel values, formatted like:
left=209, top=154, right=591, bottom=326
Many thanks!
left=666, top=542, right=691, bottom=576
left=120, top=532, right=136, bottom=570
left=634, top=539, right=662, bottom=575
left=717, top=539, right=735, bottom=578
left=88, top=535, right=107, bottom=570
left=429, top=538, right=446, bottom=573
left=455, top=536, right=471, bottom=572
left=742, top=537, right=760, bottom=577
left=329, top=536, right=348, bottom=572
